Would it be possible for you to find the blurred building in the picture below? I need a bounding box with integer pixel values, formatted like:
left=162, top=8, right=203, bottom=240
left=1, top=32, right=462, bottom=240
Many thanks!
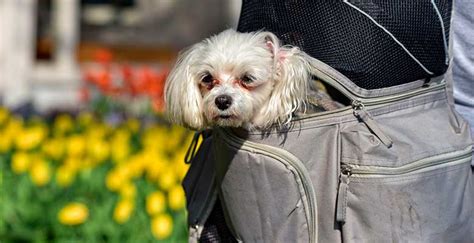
left=0, top=0, right=240, bottom=112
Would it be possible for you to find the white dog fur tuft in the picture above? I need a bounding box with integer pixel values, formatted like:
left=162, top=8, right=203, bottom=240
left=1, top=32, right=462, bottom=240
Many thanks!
left=164, top=43, right=206, bottom=129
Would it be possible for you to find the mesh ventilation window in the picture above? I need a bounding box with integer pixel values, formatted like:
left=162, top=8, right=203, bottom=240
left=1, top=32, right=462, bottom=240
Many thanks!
left=237, top=1, right=452, bottom=89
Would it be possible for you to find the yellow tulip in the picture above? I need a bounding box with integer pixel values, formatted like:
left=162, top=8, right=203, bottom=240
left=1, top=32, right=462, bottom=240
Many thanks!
left=54, top=114, right=74, bottom=135
left=63, top=156, right=81, bottom=171
left=0, top=107, right=9, bottom=125
left=146, top=160, right=164, bottom=182
left=113, top=199, right=134, bottom=224
left=30, top=158, right=51, bottom=186
left=42, top=138, right=65, bottom=160
left=119, top=182, right=137, bottom=199
left=158, top=168, right=177, bottom=191
left=170, top=125, right=187, bottom=138
left=141, top=128, right=167, bottom=152
left=67, top=135, right=86, bottom=157
left=105, top=169, right=129, bottom=192
left=81, top=156, right=95, bottom=169
left=174, top=158, right=190, bottom=181
left=146, top=191, right=166, bottom=216
left=87, top=138, right=109, bottom=162
left=86, top=124, right=108, bottom=140
left=141, top=149, right=159, bottom=164
left=167, top=129, right=195, bottom=152
left=146, top=153, right=169, bottom=171
left=11, top=152, right=31, bottom=174
left=124, top=155, right=147, bottom=178
left=111, top=141, right=130, bottom=163
left=165, top=135, right=182, bottom=152
left=150, top=214, right=173, bottom=240
left=56, top=165, right=77, bottom=187
left=58, top=202, right=89, bottom=225
left=168, top=185, right=186, bottom=211
left=0, top=132, right=13, bottom=153
left=15, top=126, right=46, bottom=150
left=112, top=129, right=131, bottom=144
left=5, top=116, right=23, bottom=135
left=78, top=112, right=94, bottom=128
left=125, top=118, right=140, bottom=133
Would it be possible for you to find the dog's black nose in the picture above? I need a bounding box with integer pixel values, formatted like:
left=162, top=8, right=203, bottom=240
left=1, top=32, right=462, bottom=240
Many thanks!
left=215, top=95, right=233, bottom=110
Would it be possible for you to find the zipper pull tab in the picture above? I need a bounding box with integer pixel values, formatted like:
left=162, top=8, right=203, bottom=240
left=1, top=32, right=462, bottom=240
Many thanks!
left=336, top=166, right=351, bottom=223
left=352, top=101, right=393, bottom=148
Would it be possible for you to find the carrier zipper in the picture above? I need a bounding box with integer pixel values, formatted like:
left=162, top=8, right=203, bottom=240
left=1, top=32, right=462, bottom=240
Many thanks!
left=300, top=81, right=446, bottom=122
left=311, top=63, right=445, bottom=147
left=218, top=128, right=318, bottom=243
left=310, top=58, right=446, bottom=106
left=335, top=146, right=472, bottom=223
left=343, top=145, right=472, bottom=177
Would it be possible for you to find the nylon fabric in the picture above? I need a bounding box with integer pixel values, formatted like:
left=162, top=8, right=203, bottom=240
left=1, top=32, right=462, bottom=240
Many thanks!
left=183, top=80, right=474, bottom=242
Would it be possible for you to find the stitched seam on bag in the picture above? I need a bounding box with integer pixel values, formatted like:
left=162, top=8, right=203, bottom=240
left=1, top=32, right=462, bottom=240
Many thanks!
left=341, top=144, right=468, bottom=165
left=349, top=162, right=469, bottom=183
left=368, top=94, right=446, bottom=118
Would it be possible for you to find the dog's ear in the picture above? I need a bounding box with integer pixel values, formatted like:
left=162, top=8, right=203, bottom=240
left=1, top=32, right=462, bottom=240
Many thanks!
left=262, top=32, right=280, bottom=61
left=257, top=32, right=309, bottom=127
left=164, top=43, right=206, bottom=130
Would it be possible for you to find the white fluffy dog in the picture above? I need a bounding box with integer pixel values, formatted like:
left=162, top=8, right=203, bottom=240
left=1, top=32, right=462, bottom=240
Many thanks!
left=165, top=29, right=323, bottom=130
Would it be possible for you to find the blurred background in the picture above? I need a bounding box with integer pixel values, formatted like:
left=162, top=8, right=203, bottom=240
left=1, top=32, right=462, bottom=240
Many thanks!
left=0, top=0, right=240, bottom=242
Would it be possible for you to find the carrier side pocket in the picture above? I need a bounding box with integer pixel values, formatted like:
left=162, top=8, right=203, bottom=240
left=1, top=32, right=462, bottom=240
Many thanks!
left=339, top=146, right=474, bottom=242
left=214, top=128, right=318, bottom=243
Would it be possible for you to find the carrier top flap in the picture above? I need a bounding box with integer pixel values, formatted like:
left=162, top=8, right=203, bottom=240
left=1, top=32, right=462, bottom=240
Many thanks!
left=238, top=0, right=452, bottom=90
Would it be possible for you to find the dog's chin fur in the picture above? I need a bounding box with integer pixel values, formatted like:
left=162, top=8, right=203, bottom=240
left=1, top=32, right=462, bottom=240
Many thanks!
left=164, top=29, right=313, bottom=131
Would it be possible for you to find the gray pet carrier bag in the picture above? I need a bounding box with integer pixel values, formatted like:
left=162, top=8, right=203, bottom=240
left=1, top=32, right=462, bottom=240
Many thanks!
left=182, top=1, right=474, bottom=242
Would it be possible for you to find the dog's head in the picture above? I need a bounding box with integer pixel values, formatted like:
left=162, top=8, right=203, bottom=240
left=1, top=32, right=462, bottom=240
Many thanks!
left=165, top=29, right=310, bottom=130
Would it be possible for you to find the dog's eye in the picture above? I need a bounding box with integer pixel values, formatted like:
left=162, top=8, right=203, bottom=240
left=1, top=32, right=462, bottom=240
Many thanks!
left=241, top=75, right=254, bottom=84
left=201, top=73, right=213, bottom=84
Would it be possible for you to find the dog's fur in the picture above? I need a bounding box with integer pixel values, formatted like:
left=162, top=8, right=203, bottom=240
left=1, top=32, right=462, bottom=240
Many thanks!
left=165, top=29, right=323, bottom=130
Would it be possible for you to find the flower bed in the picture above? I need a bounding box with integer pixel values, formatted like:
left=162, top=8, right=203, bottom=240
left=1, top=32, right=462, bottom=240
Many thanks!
left=0, top=107, right=196, bottom=242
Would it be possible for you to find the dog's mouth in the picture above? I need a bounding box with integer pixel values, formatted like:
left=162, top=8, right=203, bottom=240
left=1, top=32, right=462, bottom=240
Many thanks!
left=218, top=114, right=233, bottom=119
left=214, top=114, right=235, bottom=120
left=210, top=113, right=243, bottom=127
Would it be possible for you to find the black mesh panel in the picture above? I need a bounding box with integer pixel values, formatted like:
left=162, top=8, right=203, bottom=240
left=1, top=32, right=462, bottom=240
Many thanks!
left=237, top=1, right=452, bottom=89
